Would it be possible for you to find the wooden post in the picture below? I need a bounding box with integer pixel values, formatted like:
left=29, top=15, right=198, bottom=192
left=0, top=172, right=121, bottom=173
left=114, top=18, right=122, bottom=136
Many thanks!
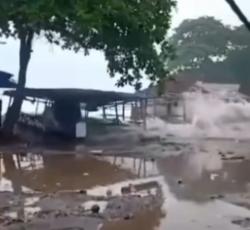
left=0, top=100, right=2, bottom=128
left=140, top=99, right=143, bottom=121
left=153, top=98, right=157, bottom=117
left=8, top=96, right=12, bottom=109
left=122, top=102, right=125, bottom=121
left=130, top=102, right=134, bottom=121
left=167, top=102, right=171, bottom=117
left=134, top=101, right=138, bottom=122
left=102, top=106, right=106, bottom=119
left=133, top=158, right=136, bottom=169
left=143, top=99, right=147, bottom=130
left=16, top=154, right=22, bottom=170
left=115, top=102, right=119, bottom=124
left=183, top=97, right=187, bottom=122
left=143, top=159, right=147, bottom=177
left=0, top=154, right=2, bottom=181
left=138, top=159, right=142, bottom=177
left=35, top=100, right=39, bottom=115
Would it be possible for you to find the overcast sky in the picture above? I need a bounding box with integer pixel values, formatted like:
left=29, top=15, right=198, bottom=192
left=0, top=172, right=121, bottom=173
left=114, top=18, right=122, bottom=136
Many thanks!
left=0, top=0, right=250, bottom=94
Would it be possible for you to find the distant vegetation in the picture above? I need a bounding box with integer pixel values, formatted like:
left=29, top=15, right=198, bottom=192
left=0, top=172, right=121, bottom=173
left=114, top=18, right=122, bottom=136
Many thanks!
left=164, top=17, right=250, bottom=94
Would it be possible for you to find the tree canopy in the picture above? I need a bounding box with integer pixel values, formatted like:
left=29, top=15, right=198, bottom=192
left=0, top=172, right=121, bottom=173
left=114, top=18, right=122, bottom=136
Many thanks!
left=0, top=0, right=176, bottom=89
left=0, top=0, right=176, bottom=132
left=166, top=16, right=250, bottom=93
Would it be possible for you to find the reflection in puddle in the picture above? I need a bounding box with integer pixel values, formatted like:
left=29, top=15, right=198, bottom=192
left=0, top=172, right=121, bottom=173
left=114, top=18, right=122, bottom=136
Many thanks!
left=1, top=151, right=250, bottom=229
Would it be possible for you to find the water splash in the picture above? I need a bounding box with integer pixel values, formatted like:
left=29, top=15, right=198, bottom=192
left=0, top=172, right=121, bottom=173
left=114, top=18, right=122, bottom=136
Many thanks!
left=147, top=87, right=250, bottom=140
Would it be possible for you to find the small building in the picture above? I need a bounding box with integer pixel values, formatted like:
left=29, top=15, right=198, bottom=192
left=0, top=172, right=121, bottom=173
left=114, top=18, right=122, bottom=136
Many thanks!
left=139, top=72, right=241, bottom=122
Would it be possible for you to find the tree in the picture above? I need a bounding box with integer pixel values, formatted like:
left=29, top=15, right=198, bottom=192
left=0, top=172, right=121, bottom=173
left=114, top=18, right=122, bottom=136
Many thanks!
left=168, top=17, right=233, bottom=71
left=165, top=17, right=250, bottom=89
left=225, top=46, right=250, bottom=94
left=0, top=0, right=176, bottom=133
left=225, top=0, right=250, bottom=32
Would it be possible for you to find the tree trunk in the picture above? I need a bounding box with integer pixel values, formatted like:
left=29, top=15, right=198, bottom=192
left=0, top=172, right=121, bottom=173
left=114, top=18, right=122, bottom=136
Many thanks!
left=225, top=0, right=250, bottom=32
left=3, top=30, right=34, bottom=134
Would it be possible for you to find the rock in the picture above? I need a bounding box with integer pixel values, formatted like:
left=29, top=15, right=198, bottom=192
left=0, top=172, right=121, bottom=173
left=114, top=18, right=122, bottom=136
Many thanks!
left=209, top=195, right=217, bottom=200
left=217, top=194, right=224, bottom=199
left=124, top=214, right=134, bottom=220
left=79, top=190, right=87, bottom=195
left=177, top=179, right=183, bottom=185
left=218, top=151, right=226, bottom=157
left=209, top=194, right=224, bottom=200
left=91, top=204, right=100, bottom=214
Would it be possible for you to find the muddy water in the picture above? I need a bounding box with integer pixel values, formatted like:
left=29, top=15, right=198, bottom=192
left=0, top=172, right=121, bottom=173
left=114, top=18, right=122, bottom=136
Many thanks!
left=1, top=150, right=250, bottom=229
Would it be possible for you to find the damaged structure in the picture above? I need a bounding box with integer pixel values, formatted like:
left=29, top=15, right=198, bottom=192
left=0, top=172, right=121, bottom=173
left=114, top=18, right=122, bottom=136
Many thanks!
left=4, top=88, right=145, bottom=139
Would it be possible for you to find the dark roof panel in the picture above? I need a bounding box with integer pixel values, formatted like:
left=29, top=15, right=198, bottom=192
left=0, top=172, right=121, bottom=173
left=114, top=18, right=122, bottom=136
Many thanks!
left=4, top=88, right=143, bottom=106
left=0, top=71, right=16, bottom=88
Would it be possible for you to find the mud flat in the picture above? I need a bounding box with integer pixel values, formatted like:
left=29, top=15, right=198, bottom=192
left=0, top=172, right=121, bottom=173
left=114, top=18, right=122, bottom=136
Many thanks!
left=0, top=148, right=250, bottom=229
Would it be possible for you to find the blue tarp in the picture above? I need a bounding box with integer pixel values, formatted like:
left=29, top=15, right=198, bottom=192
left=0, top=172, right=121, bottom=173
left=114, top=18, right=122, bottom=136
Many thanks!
left=0, top=71, right=16, bottom=88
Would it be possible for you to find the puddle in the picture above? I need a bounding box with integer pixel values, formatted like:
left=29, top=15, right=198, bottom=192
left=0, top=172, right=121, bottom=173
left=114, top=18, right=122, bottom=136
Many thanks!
left=1, top=150, right=250, bottom=229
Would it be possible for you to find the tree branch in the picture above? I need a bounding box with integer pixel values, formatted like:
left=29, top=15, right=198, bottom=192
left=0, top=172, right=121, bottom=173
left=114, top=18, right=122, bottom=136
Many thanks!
left=225, top=0, right=250, bottom=32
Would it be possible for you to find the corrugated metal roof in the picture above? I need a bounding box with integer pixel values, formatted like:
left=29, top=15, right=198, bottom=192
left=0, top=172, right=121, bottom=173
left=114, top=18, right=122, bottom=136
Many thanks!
left=4, top=88, right=143, bottom=107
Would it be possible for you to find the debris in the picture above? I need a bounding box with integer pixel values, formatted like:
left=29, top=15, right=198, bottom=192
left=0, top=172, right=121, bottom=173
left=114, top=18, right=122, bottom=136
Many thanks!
left=91, top=205, right=100, bottom=214
left=209, top=194, right=224, bottom=200
left=121, top=181, right=159, bottom=194
left=210, top=173, right=219, bottom=181
left=177, top=179, right=183, bottom=185
left=218, top=151, right=225, bottom=157
left=124, top=213, right=134, bottom=220
left=232, top=217, right=250, bottom=228
left=79, top=190, right=87, bottom=195
left=139, top=135, right=161, bottom=143
left=222, top=156, right=245, bottom=161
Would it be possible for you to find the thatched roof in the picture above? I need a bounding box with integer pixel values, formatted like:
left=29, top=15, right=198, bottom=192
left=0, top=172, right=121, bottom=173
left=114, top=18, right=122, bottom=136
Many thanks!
left=4, top=88, right=143, bottom=107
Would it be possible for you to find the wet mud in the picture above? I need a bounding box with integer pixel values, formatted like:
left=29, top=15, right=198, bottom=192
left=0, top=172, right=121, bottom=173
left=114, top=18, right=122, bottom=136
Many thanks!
left=1, top=145, right=250, bottom=229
